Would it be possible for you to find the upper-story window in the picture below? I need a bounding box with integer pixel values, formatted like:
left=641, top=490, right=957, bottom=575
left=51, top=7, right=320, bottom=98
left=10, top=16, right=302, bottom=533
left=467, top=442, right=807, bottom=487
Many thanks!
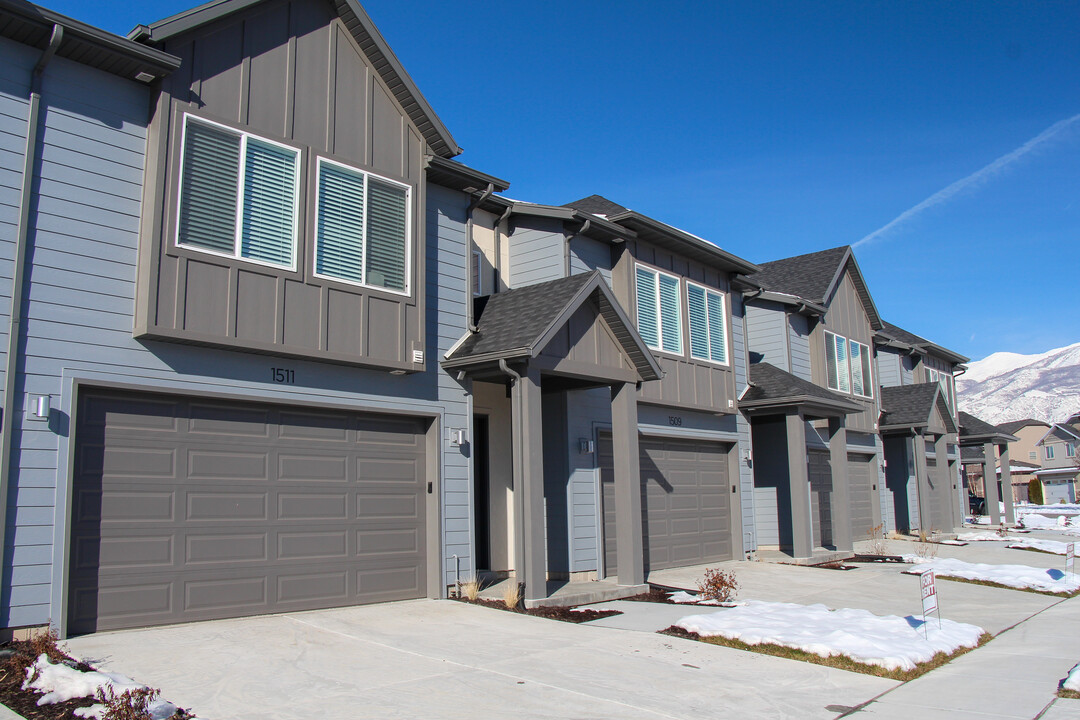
left=635, top=265, right=682, bottom=354
left=314, top=157, right=411, bottom=294
left=1067, top=442, right=1076, bottom=458
left=1045, top=445, right=1055, bottom=460
left=686, top=282, right=728, bottom=365
left=177, top=115, right=300, bottom=269
left=471, top=250, right=483, bottom=297
left=825, top=331, right=872, bottom=398
left=926, top=368, right=957, bottom=411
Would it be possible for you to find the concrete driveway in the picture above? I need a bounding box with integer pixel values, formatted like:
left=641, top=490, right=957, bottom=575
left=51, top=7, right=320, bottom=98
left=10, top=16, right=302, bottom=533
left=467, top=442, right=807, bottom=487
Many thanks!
left=65, top=599, right=894, bottom=720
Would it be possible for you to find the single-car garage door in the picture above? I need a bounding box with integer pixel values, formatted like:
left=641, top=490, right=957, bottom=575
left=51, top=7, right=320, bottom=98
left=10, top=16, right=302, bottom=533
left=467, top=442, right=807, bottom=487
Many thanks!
left=68, top=391, right=427, bottom=635
left=600, top=434, right=732, bottom=575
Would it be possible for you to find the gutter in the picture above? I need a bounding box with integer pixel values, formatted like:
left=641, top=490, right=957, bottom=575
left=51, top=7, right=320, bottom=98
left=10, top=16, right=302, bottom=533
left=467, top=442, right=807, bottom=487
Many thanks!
left=0, top=22, right=63, bottom=605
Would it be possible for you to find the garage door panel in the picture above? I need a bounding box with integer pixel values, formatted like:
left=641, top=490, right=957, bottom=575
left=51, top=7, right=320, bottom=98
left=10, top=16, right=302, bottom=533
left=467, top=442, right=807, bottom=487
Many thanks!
left=70, top=391, right=427, bottom=635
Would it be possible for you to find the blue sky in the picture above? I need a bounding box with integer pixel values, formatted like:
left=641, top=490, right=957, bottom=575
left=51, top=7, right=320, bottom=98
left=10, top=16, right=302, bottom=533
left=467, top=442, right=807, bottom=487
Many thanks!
left=50, top=0, right=1080, bottom=361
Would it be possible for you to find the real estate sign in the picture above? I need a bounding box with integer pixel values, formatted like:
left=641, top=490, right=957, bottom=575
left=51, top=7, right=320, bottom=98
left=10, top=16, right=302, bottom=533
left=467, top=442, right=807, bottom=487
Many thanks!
left=920, top=569, right=938, bottom=615
left=1067, top=542, right=1075, bottom=576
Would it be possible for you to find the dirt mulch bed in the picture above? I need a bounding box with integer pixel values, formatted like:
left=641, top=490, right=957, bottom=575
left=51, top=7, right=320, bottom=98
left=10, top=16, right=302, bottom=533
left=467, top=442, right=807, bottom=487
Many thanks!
left=454, top=597, right=621, bottom=623
left=0, top=638, right=195, bottom=720
left=849, top=554, right=906, bottom=564
left=659, top=625, right=993, bottom=682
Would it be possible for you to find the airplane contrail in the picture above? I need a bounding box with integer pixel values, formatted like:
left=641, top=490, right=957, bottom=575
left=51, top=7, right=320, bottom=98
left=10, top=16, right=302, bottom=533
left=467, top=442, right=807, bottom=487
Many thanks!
left=854, top=113, right=1080, bottom=248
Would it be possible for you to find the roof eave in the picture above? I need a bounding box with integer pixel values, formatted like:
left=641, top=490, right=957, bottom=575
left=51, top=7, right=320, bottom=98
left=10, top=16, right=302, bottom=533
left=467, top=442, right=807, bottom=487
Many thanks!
left=425, top=155, right=510, bottom=193
left=607, top=211, right=759, bottom=275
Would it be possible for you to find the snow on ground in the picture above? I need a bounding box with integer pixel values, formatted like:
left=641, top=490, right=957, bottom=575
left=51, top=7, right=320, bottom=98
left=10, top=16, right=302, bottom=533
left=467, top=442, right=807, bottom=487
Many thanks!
left=1017, top=507, right=1080, bottom=536
left=675, top=601, right=983, bottom=672
left=1065, top=663, right=1080, bottom=692
left=956, top=532, right=1073, bottom=554
left=902, top=557, right=1080, bottom=593
left=957, top=532, right=1008, bottom=542
left=22, top=655, right=185, bottom=720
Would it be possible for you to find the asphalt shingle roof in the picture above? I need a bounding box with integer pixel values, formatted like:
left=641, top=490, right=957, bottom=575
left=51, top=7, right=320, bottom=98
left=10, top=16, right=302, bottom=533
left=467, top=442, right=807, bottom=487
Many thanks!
left=879, top=384, right=943, bottom=429
left=744, top=362, right=852, bottom=405
left=743, top=246, right=850, bottom=302
left=996, top=418, right=1049, bottom=435
left=958, top=411, right=1017, bottom=442
left=562, top=195, right=629, bottom=217
left=448, top=273, right=595, bottom=360
left=879, top=321, right=927, bottom=347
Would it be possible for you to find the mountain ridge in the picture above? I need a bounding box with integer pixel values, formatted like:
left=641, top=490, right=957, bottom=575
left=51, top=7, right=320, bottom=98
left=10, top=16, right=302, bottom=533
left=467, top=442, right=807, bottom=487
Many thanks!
left=956, top=341, right=1080, bottom=425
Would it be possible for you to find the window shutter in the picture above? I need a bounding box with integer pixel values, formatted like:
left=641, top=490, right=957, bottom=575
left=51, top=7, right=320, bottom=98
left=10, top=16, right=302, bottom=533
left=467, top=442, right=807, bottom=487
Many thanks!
left=850, top=340, right=864, bottom=396
left=687, top=284, right=709, bottom=359
left=365, top=179, right=408, bottom=291
left=316, top=163, right=365, bottom=283
left=240, top=139, right=298, bottom=267
left=706, top=291, right=726, bottom=363
left=635, top=267, right=659, bottom=348
left=658, top=273, right=681, bottom=353
left=178, top=121, right=240, bottom=253
left=835, top=334, right=850, bottom=392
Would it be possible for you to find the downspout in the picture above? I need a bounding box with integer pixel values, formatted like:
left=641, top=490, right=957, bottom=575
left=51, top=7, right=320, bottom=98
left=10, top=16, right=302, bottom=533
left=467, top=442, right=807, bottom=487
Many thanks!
left=0, top=24, right=63, bottom=598
left=498, top=358, right=527, bottom=608
left=494, top=205, right=511, bottom=293
left=565, top=219, right=590, bottom=277
left=465, top=184, right=494, bottom=332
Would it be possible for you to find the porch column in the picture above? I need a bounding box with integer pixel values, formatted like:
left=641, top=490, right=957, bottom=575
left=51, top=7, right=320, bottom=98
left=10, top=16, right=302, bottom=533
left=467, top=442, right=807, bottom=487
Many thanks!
left=999, top=443, right=1014, bottom=525
left=610, top=382, right=644, bottom=586
left=512, top=366, right=547, bottom=602
left=786, top=411, right=813, bottom=559
left=828, top=417, right=852, bottom=552
left=934, top=435, right=952, bottom=531
left=913, top=434, right=932, bottom=533
left=983, top=442, right=1001, bottom=526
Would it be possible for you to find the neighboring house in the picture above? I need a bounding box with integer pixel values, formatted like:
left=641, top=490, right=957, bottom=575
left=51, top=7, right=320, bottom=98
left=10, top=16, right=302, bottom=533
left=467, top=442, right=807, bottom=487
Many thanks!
left=958, top=412, right=1019, bottom=525
left=996, top=419, right=1051, bottom=467
left=873, top=322, right=968, bottom=534
left=738, top=246, right=886, bottom=559
left=1034, top=422, right=1080, bottom=504
left=960, top=448, right=1038, bottom=504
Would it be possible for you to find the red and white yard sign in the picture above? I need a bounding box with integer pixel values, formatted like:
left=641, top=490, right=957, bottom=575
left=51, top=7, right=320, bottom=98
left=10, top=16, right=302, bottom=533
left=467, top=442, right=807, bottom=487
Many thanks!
left=920, top=569, right=938, bottom=615
left=1067, top=542, right=1075, bottom=576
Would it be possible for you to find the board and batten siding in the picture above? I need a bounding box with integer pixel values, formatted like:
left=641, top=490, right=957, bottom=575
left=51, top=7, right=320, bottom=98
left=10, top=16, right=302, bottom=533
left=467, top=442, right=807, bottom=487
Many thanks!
left=137, top=0, right=426, bottom=372
left=0, top=40, right=472, bottom=626
left=810, top=269, right=877, bottom=432
left=505, top=218, right=566, bottom=289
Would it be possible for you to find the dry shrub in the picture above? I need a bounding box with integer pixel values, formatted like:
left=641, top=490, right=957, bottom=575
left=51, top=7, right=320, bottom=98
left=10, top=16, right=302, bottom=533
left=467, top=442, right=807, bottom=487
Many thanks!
left=502, top=582, right=522, bottom=610
left=459, top=577, right=482, bottom=602
left=94, top=685, right=160, bottom=720
left=697, top=567, right=739, bottom=602
left=913, top=528, right=939, bottom=560
left=865, top=523, right=890, bottom=555
left=3, top=626, right=65, bottom=681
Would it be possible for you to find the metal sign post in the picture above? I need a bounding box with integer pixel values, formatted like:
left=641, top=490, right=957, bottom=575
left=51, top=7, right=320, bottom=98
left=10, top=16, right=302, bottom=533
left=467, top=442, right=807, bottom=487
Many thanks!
left=1067, top=542, right=1075, bottom=580
left=920, top=568, right=941, bottom=638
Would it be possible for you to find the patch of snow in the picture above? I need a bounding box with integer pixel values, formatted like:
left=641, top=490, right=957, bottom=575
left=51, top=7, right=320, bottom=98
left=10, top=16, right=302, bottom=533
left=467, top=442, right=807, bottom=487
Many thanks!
left=1006, top=538, right=1073, bottom=555
left=939, top=540, right=967, bottom=546
left=957, top=532, right=1008, bottom=542
left=675, top=601, right=983, bottom=672
left=668, top=590, right=723, bottom=605
left=1065, top=663, right=1080, bottom=692
left=22, top=655, right=177, bottom=719
left=901, top=557, right=1080, bottom=593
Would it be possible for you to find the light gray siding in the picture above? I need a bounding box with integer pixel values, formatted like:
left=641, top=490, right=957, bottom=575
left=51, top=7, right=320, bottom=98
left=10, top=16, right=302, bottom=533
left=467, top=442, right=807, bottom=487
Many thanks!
left=0, top=40, right=471, bottom=626
left=788, top=312, right=812, bottom=382
left=730, top=293, right=755, bottom=553
left=568, top=235, right=612, bottom=285
left=505, top=218, right=565, bottom=288
left=876, top=347, right=904, bottom=388
left=745, top=300, right=787, bottom=370
left=566, top=387, right=609, bottom=572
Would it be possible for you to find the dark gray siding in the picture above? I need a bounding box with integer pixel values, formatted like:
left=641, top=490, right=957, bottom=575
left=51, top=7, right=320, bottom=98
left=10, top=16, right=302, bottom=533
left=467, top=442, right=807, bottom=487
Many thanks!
left=745, top=300, right=787, bottom=370
left=505, top=218, right=565, bottom=288
left=568, top=235, right=612, bottom=285
left=137, top=1, right=426, bottom=372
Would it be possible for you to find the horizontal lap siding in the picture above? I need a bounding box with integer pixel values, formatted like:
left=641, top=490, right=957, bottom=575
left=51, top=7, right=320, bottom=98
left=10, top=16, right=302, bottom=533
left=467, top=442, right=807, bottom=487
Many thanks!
left=745, top=301, right=787, bottom=371
left=506, top=223, right=564, bottom=288
left=730, top=295, right=754, bottom=552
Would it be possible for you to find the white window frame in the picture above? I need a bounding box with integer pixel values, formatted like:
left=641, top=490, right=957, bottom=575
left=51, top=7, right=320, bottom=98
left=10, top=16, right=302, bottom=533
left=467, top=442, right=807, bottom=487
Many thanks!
left=850, top=338, right=873, bottom=398
left=1067, top=443, right=1076, bottom=458
left=635, top=263, right=683, bottom=356
left=312, top=155, right=413, bottom=297
left=1045, top=445, right=1055, bottom=460
left=175, top=114, right=300, bottom=272
left=685, top=281, right=730, bottom=366
left=472, top=250, right=483, bottom=297
left=824, top=330, right=873, bottom=398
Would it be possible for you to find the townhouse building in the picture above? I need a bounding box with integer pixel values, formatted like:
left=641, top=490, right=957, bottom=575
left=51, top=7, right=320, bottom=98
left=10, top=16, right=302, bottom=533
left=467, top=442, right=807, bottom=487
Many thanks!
left=1034, top=421, right=1079, bottom=503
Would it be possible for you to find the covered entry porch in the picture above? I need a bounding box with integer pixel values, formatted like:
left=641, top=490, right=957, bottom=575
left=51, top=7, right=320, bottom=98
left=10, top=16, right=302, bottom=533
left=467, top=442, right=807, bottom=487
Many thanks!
left=443, top=272, right=661, bottom=603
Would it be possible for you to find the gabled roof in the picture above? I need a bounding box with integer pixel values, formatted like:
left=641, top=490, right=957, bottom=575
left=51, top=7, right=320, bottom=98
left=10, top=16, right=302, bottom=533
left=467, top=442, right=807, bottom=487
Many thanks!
left=0, top=0, right=180, bottom=82
left=879, top=383, right=957, bottom=434
left=876, top=321, right=968, bottom=365
left=1036, top=423, right=1080, bottom=446
left=740, top=362, right=861, bottom=417
left=130, top=0, right=460, bottom=158
left=442, top=271, right=661, bottom=381
left=958, top=411, right=1018, bottom=445
left=562, top=195, right=759, bottom=275
left=996, top=418, right=1050, bottom=435
left=744, top=246, right=883, bottom=330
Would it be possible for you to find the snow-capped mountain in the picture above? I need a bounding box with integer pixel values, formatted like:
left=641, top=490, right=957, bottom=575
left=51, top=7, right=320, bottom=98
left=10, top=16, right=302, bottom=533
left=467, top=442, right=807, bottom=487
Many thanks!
left=957, top=341, right=1080, bottom=425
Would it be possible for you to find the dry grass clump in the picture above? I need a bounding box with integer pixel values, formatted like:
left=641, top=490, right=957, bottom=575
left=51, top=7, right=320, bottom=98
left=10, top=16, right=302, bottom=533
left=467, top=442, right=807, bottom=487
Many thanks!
left=502, top=582, right=522, bottom=610
left=94, top=685, right=162, bottom=720
left=913, top=529, right=939, bottom=560
left=457, top=576, right=482, bottom=602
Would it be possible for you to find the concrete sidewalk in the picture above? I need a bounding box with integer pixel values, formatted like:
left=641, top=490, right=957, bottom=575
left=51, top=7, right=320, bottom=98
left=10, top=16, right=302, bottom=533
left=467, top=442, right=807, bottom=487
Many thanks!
left=851, top=596, right=1080, bottom=719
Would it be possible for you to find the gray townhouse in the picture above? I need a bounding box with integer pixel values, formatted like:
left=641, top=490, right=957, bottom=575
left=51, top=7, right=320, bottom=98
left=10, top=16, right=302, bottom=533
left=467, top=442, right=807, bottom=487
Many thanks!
left=737, top=246, right=887, bottom=560
left=1033, top=420, right=1079, bottom=504
left=874, top=322, right=969, bottom=534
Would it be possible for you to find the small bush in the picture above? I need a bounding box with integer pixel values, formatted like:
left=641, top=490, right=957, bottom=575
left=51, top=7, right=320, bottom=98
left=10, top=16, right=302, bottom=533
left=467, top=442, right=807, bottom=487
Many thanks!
left=458, top=576, right=482, bottom=602
left=913, top=529, right=939, bottom=560
left=865, top=523, right=890, bottom=555
left=697, top=568, right=739, bottom=602
left=3, top=626, right=65, bottom=681
left=502, top=582, right=522, bottom=610
left=94, top=685, right=160, bottom=720
left=1028, top=479, right=1044, bottom=506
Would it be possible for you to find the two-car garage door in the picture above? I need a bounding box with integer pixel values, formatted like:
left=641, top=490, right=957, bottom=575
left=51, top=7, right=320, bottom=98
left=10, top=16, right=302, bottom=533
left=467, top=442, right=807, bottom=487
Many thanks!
left=68, top=391, right=427, bottom=635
